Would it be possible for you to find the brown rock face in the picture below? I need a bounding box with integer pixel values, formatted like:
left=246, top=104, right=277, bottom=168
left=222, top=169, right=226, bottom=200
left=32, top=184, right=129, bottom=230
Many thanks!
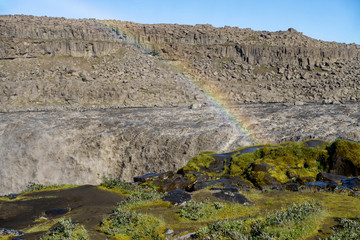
left=103, top=20, right=360, bottom=104
left=0, top=15, right=121, bottom=58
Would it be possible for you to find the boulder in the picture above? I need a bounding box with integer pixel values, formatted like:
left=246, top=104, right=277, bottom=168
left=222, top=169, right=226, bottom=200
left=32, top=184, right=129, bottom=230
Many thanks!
left=162, top=189, right=191, bottom=205
left=316, top=172, right=347, bottom=184
left=328, top=140, right=360, bottom=176
left=212, top=190, right=254, bottom=205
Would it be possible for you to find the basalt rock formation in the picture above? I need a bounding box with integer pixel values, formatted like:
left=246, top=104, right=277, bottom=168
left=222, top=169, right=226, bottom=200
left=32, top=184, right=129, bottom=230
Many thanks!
left=104, top=20, right=360, bottom=104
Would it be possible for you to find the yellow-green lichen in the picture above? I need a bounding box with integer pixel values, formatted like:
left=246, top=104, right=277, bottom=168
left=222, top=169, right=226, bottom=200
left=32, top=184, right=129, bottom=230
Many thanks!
left=181, top=151, right=217, bottom=172
left=328, top=139, right=360, bottom=168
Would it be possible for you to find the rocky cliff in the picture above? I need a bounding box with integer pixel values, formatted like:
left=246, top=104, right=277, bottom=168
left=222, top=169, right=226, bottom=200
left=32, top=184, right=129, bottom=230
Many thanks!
left=103, top=20, right=360, bottom=104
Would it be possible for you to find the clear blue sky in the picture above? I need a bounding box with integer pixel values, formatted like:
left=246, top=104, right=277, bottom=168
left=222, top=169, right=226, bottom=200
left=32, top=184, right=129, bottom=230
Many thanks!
left=0, top=0, right=359, bottom=44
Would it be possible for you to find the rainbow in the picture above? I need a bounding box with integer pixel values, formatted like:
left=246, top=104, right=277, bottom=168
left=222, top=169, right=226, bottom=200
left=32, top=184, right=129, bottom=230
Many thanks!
left=104, top=21, right=260, bottom=145
left=168, top=62, right=259, bottom=145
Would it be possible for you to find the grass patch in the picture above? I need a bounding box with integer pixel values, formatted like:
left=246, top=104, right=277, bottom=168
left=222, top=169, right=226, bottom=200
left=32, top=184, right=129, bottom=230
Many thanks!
left=194, top=200, right=325, bottom=240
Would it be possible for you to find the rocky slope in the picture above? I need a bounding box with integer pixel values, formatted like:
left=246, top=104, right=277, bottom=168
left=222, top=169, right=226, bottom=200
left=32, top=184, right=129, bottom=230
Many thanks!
left=0, top=15, right=204, bottom=111
left=103, top=20, right=360, bottom=104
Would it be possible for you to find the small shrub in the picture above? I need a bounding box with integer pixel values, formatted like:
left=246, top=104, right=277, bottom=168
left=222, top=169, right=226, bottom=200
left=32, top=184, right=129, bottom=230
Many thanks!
left=100, top=176, right=134, bottom=194
left=100, top=206, right=165, bottom=239
left=178, top=200, right=225, bottom=221
left=125, top=188, right=165, bottom=204
left=25, top=182, right=46, bottom=192
left=264, top=200, right=322, bottom=225
left=41, top=218, right=88, bottom=240
left=326, top=218, right=360, bottom=240
left=24, top=182, right=73, bottom=192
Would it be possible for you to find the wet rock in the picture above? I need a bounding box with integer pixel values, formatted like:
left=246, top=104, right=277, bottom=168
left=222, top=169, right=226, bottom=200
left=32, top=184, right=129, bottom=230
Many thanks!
left=210, top=187, right=239, bottom=192
left=134, top=171, right=175, bottom=183
left=303, top=140, right=329, bottom=148
left=252, top=162, right=274, bottom=172
left=45, top=208, right=69, bottom=217
left=161, top=176, right=192, bottom=192
left=316, top=172, right=347, bottom=184
left=162, top=189, right=192, bottom=205
left=341, top=177, right=360, bottom=191
left=0, top=228, right=24, bottom=236
left=286, top=183, right=301, bottom=191
left=212, top=190, right=254, bottom=205
left=301, top=181, right=329, bottom=192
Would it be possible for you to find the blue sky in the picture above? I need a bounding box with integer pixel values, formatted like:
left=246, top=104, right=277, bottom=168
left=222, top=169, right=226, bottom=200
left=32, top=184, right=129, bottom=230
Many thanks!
left=0, top=0, right=359, bottom=44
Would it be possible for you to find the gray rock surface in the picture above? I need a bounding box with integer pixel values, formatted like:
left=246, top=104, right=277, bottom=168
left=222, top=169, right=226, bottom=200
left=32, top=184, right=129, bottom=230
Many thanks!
left=0, top=107, right=252, bottom=195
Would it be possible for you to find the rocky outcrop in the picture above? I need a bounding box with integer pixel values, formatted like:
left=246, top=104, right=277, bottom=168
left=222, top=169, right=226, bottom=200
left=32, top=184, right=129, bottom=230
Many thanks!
left=0, top=15, right=121, bottom=58
left=104, top=20, right=360, bottom=104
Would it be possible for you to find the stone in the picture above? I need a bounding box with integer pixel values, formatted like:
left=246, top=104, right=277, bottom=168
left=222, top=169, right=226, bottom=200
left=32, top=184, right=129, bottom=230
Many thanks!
left=328, top=140, right=360, bottom=176
left=161, top=176, right=192, bottom=192
left=0, top=228, right=25, bottom=236
left=341, top=177, right=360, bottom=191
left=286, top=183, right=300, bottom=191
left=316, top=172, right=347, bottom=184
left=295, top=101, right=305, bottom=106
left=134, top=171, right=175, bottom=183
left=302, top=140, right=329, bottom=148
left=212, top=190, right=254, bottom=205
left=162, top=189, right=192, bottom=205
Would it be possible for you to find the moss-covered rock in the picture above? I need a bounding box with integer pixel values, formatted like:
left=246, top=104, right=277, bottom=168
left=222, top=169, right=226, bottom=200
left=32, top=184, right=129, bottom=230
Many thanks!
left=230, top=143, right=329, bottom=187
left=180, top=151, right=217, bottom=173
left=327, top=140, right=360, bottom=176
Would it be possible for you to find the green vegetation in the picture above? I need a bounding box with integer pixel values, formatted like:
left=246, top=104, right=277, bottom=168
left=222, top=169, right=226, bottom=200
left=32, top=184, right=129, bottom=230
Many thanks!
left=194, top=200, right=324, bottom=240
left=24, top=182, right=75, bottom=193
left=100, top=176, right=134, bottom=195
left=180, top=151, right=217, bottom=172
left=178, top=200, right=224, bottom=221
left=41, top=218, right=88, bottom=240
left=101, top=205, right=165, bottom=240
left=327, top=139, right=360, bottom=168
left=326, top=218, right=360, bottom=240
left=100, top=186, right=166, bottom=239
left=230, top=142, right=329, bottom=186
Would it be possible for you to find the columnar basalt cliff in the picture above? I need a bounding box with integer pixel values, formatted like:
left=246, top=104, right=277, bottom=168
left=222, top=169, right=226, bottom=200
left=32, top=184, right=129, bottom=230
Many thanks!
left=0, top=15, right=121, bottom=58
left=104, top=20, right=360, bottom=103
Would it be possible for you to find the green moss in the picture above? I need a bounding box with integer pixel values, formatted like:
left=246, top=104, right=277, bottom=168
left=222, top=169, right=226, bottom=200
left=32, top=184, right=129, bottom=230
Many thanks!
left=181, top=151, right=217, bottom=172
left=238, top=143, right=329, bottom=185
left=327, top=139, right=360, bottom=168
left=230, top=151, right=260, bottom=176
